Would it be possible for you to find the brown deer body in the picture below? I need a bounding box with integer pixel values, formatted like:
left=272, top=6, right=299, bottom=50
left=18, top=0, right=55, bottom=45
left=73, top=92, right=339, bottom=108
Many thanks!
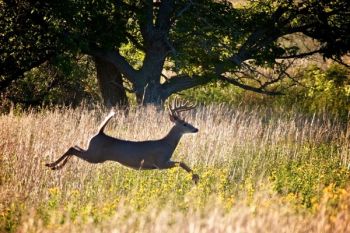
left=46, top=100, right=199, bottom=183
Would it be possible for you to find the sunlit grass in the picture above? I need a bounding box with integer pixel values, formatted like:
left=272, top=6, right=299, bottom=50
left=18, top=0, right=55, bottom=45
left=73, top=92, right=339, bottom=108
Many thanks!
left=1, top=105, right=350, bottom=232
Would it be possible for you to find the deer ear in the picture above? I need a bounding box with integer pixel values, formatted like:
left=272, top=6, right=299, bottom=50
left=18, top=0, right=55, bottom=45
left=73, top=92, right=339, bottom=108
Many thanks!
left=169, top=114, right=176, bottom=122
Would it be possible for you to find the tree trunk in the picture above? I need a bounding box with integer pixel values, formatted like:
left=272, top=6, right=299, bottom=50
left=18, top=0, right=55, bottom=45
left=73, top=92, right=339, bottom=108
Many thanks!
left=135, top=80, right=165, bottom=106
left=134, top=45, right=168, bottom=106
left=94, top=57, right=128, bottom=108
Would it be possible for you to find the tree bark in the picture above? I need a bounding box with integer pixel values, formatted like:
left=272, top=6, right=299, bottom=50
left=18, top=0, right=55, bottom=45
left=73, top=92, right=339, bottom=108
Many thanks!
left=134, top=43, right=168, bottom=105
left=135, top=80, right=164, bottom=106
left=94, top=57, right=128, bottom=108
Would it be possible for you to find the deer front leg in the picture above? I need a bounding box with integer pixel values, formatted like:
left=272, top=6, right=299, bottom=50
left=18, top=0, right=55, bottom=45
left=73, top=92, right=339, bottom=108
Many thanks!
left=178, top=162, right=200, bottom=184
left=158, top=161, right=199, bottom=184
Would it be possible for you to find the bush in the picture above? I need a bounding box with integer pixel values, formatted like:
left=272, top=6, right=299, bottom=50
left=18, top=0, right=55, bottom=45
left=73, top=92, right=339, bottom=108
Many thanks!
left=181, top=63, right=350, bottom=118
left=270, top=143, right=350, bottom=209
left=1, top=54, right=99, bottom=111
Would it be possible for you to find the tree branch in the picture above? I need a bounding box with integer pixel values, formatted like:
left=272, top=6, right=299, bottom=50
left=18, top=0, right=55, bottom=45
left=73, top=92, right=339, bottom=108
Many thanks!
left=171, top=0, right=193, bottom=24
left=276, top=49, right=324, bottom=59
left=218, top=75, right=283, bottom=96
left=139, top=0, right=154, bottom=43
left=331, top=57, right=350, bottom=69
left=161, top=74, right=213, bottom=99
left=155, top=0, right=175, bottom=32
left=89, top=49, right=139, bottom=83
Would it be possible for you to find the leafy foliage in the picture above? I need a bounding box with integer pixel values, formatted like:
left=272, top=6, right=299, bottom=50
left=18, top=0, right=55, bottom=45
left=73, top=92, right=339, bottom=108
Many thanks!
left=1, top=55, right=99, bottom=110
left=299, top=64, right=350, bottom=117
left=181, top=63, right=350, bottom=118
left=0, top=0, right=61, bottom=86
left=270, top=144, right=350, bottom=208
left=1, top=0, right=350, bottom=106
left=0, top=0, right=126, bottom=101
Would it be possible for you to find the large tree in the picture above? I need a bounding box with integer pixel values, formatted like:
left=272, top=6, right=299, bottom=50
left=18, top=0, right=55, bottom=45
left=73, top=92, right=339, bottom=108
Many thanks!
left=0, top=0, right=128, bottom=106
left=1, top=0, right=350, bottom=106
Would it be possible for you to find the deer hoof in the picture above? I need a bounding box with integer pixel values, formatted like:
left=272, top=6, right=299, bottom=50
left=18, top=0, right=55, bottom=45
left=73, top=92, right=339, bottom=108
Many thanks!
left=192, top=174, right=199, bottom=184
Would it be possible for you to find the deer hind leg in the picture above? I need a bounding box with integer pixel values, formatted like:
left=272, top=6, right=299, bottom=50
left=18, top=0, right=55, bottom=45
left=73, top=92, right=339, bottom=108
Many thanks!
left=50, top=154, right=72, bottom=170
left=46, top=146, right=85, bottom=170
left=157, top=161, right=199, bottom=184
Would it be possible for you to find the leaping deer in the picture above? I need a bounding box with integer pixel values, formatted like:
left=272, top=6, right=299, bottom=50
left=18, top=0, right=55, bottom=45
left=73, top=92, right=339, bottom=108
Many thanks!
left=45, top=99, right=200, bottom=183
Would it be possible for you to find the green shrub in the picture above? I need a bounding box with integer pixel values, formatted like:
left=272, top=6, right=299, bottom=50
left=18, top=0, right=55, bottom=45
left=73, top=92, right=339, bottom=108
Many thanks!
left=181, top=63, right=350, bottom=119
left=2, top=54, right=99, bottom=110
left=270, top=144, right=350, bottom=209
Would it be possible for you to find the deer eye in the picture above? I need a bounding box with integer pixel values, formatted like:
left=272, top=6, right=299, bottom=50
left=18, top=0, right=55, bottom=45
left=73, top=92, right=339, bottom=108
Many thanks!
left=183, top=123, right=187, bottom=126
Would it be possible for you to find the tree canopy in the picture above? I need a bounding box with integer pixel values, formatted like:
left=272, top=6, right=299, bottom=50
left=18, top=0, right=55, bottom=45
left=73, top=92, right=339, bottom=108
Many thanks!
left=1, top=0, right=350, bottom=106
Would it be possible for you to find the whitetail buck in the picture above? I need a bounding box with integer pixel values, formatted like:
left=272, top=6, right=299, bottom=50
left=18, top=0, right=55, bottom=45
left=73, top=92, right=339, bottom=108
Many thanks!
left=46, top=99, right=200, bottom=183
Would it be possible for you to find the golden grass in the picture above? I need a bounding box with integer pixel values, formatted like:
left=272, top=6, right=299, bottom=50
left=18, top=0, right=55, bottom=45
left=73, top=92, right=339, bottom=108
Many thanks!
left=0, top=105, right=350, bottom=232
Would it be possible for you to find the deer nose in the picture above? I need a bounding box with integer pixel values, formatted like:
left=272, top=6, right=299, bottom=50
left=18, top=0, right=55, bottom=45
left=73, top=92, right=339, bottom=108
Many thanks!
left=193, top=128, right=199, bottom=133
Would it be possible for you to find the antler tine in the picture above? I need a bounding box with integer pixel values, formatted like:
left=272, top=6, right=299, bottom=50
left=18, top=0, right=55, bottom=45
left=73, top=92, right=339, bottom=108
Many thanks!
left=167, top=98, right=177, bottom=117
left=175, top=97, right=180, bottom=109
left=183, top=100, right=197, bottom=110
left=168, top=97, right=196, bottom=118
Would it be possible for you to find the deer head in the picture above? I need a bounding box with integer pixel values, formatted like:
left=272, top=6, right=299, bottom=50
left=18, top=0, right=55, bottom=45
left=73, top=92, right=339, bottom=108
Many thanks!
left=168, top=98, right=198, bottom=134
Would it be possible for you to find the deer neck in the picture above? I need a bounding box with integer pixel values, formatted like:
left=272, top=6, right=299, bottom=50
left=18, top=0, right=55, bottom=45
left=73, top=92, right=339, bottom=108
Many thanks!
left=163, top=125, right=184, bottom=149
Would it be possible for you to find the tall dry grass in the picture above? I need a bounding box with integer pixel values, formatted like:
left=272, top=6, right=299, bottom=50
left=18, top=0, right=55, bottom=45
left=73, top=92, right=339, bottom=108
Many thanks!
left=0, top=105, right=349, bottom=232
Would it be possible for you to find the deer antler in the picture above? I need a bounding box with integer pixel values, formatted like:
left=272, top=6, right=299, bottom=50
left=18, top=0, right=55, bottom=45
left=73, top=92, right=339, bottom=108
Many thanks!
left=168, top=97, right=196, bottom=118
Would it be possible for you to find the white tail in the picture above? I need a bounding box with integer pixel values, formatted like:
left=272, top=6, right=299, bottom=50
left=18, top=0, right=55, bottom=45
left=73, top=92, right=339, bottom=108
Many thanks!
left=97, top=110, right=116, bottom=134
left=46, top=100, right=199, bottom=183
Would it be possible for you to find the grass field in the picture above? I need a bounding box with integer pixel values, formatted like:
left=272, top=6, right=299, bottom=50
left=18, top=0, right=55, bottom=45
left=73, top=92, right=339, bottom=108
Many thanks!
left=1, top=105, right=350, bottom=232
